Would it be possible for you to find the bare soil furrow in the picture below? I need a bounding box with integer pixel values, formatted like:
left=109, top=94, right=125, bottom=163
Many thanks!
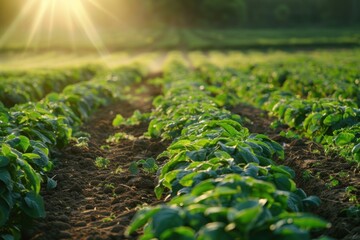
left=27, top=83, right=167, bottom=240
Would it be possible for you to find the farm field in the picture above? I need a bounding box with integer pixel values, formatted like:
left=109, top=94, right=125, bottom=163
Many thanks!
left=0, top=48, right=359, bottom=240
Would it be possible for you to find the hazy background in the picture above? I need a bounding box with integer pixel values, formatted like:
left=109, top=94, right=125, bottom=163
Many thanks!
left=0, top=0, right=359, bottom=52
left=1, top=0, right=359, bottom=29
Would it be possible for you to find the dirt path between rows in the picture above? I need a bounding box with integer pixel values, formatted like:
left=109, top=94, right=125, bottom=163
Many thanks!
left=232, top=104, right=360, bottom=240
left=26, top=82, right=168, bottom=240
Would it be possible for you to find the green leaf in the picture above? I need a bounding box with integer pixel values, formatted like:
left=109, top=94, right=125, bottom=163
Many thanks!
left=46, top=177, right=57, bottom=190
left=1, top=234, right=14, bottom=240
left=0, top=169, right=12, bottom=191
left=186, top=149, right=207, bottom=162
left=112, top=114, right=125, bottom=127
left=352, top=143, right=360, bottom=154
left=0, top=198, right=10, bottom=227
left=152, top=207, right=184, bottom=237
left=323, top=113, right=342, bottom=126
left=302, top=196, right=321, bottom=208
left=129, top=162, right=139, bottom=175
left=335, top=132, right=355, bottom=146
left=291, top=214, right=330, bottom=229
left=191, top=181, right=215, bottom=196
left=20, top=192, right=45, bottom=218
left=125, top=207, right=161, bottom=236
left=227, top=201, right=262, bottom=226
left=0, top=156, right=9, bottom=168
left=17, top=136, right=30, bottom=152
left=197, top=222, right=233, bottom=240
left=274, top=175, right=296, bottom=192
left=160, top=226, right=196, bottom=240
left=216, top=122, right=239, bottom=137
left=18, top=158, right=41, bottom=193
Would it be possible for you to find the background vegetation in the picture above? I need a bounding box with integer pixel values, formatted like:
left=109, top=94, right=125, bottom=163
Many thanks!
left=0, top=0, right=360, bottom=29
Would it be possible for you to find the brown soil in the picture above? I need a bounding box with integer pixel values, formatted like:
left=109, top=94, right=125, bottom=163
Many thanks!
left=232, top=103, right=360, bottom=240
left=25, top=82, right=168, bottom=240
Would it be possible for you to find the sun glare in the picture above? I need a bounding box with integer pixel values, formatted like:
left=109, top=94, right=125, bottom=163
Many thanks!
left=0, top=0, right=117, bottom=54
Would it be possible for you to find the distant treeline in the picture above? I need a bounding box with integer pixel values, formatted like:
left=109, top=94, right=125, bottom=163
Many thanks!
left=135, top=0, right=360, bottom=27
left=0, top=0, right=359, bottom=28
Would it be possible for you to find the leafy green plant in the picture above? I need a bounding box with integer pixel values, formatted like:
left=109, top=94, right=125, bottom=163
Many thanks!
left=127, top=64, right=329, bottom=239
left=95, top=157, right=110, bottom=169
left=0, top=67, right=141, bottom=238
left=129, top=158, right=158, bottom=175
left=106, top=132, right=135, bottom=143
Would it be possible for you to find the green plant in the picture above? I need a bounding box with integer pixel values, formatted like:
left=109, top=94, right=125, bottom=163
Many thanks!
left=127, top=64, right=329, bottom=239
left=129, top=158, right=158, bottom=175
left=106, top=132, right=135, bottom=143
left=95, top=157, right=110, bottom=169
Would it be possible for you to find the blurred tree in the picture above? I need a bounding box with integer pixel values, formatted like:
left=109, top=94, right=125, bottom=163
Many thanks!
left=0, top=0, right=359, bottom=29
left=274, top=4, right=291, bottom=24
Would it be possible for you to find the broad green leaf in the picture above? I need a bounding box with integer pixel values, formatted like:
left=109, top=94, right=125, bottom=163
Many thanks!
left=0, top=169, right=12, bottom=191
left=125, top=207, right=161, bottom=236
left=129, top=162, right=139, bottom=175
left=334, top=132, right=355, bottom=146
left=20, top=192, right=45, bottom=218
left=186, top=149, right=207, bottom=162
left=302, top=196, right=321, bottom=208
left=352, top=143, right=360, bottom=154
left=274, top=175, right=296, bottom=192
left=46, top=177, right=57, bottom=190
left=160, top=226, right=196, bottom=240
left=323, top=113, right=342, bottom=126
left=205, top=207, right=229, bottom=222
left=0, top=156, right=9, bottom=168
left=197, top=222, right=233, bottom=240
left=152, top=207, right=184, bottom=237
left=17, top=136, right=30, bottom=152
left=0, top=198, right=10, bottom=227
left=1, top=234, right=14, bottom=240
left=191, top=181, right=215, bottom=196
left=112, top=114, right=125, bottom=127
left=18, top=158, right=41, bottom=193
left=291, top=214, right=330, bottom=229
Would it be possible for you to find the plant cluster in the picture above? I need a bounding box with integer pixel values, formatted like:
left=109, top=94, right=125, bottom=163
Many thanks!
left=126, top=64, right=329, bottom=239
left=0, top=65, right=100, bottom=107
left=0, top=67, right=141, bottom=238
left=202, top=63, right=360, bottom=165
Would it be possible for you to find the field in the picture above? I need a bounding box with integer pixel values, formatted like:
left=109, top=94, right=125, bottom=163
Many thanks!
left=0, top=45, right=359, bottom=240
left=0, top=45, right=360, bottom=240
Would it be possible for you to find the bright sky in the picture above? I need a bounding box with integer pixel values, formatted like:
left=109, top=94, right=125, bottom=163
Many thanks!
left=0, top=0, right=120, bottom=54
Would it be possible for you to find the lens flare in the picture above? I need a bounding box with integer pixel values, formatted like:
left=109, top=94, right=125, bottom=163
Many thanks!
left=0, top=0, right=118, bottom=54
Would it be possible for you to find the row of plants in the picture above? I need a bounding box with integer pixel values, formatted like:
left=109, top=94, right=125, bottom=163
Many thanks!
left=201, top=65, right=360, bottom=165
left=0, top=65, right=100, bottom=107
left=126, top=64, right=329, bottom=240
left=0, top=67, right=141, bottom=239
left=243, top=58, right=360, bottom=107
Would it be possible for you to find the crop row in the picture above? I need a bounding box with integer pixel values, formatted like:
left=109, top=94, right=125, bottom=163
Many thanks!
left=126, top=64, right=329, bottom=240
left=0, top=68, right=140, bottom=239
left=202, top=65, right=360, bottom=165
left=0, top=65, right=100, bottom=107
left=246, top=59, right=360, bottom=107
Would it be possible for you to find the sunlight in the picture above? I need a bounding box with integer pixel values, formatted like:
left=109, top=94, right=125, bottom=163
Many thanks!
left=0, top=0, right=113, bottom=54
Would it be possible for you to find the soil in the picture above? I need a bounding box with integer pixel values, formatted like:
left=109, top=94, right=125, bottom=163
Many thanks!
left=22, top=80, right=360, bottom=240
left=25, top=82, right=168, bottom=240
left=232, top=103, right=360, bottom=240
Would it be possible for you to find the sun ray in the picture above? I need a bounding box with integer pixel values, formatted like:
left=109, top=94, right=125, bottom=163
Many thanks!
left=0, top=0, right=37, bottom=47
left=87, top=0, right=120, bottom=23
left=71, top=0, right=108, bottom=55
left=1, top=0, right=115, bottom=54
left=65, top=3, right=77, bottom=51
left=47, top=0, right=57, bottom=47
left=26, top=0, right=50, bottom=50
